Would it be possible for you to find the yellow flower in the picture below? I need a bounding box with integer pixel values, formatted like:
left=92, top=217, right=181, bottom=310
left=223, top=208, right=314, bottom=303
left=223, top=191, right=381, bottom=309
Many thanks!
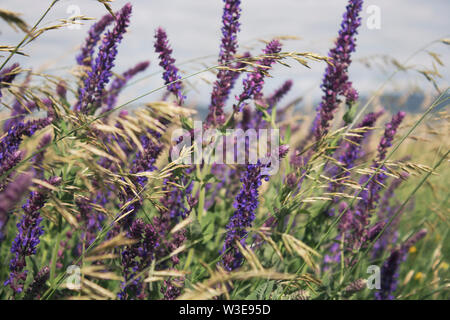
left=440, top=262, right=449, bottom=271
left=414, top=272, right=424, bottom=281
left=409, top=246, right=417, bottom=254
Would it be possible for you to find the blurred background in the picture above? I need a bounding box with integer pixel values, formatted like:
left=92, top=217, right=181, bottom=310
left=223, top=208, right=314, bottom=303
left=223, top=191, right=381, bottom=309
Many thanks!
left=0, top=0, right=448, bottom=115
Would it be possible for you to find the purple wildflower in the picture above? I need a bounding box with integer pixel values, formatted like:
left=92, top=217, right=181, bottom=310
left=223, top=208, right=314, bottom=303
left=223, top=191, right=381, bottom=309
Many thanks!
left=102, top=61, right=150, bottom=113
left=118, top=219, right=160, bottom=299
left=5, top=176, right=61, bottom=294
left=372, top=172, right=409, bottom=259
left=3, top=97, right=51, bottom=132
left=221, top=161, right=267, bottom=270
left=75, top=197, right=105, bottom=256
left=313, top=0, right=364, bottom=141
left=0, top=63, right=20, bottom=98
left=356, top=111, right=406, bottom=221
left=206, top=0, right=242, bottom=126
left=375, top=229, right=427, bottom=300
left=76, top=3, right=132, bottom=114
left=0, top=150, right=24, bottom=191
left=118, top=219, right=146, bottom=300
left=235, top=40, right=282, bottom=112
left=0, top=173, right=32, bottom=240
left=1, top=117, right=52, bottom=176
left=118, top=135, right=163, bottom=229
left=255, top=79, right=293, bottom=129
left=221, top=146, right=288, bottom=271
left=24, top=266, right=50, bottom=300
left=328, top=111, right=383, bottom=192
left=336, top=111, right=406, bottom=254
left=56, top=81, right=67, bottom=99
left=76, top=14, right=115, bottom=67
left=32, top=133, right=52, bottom=176
left=154, top=27, right=185, bottom=105
left=266, top=80, right=293, bottom=112
left=376, top=111, right=406, bottom=162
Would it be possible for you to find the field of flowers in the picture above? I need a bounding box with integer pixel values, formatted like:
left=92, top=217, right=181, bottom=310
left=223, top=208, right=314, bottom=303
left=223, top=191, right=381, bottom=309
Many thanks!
left=0, top=0, right=448, bottom=301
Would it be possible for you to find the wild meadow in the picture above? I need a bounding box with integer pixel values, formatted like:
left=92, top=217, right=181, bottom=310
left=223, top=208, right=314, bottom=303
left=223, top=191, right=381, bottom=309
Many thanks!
left=0, top=0, right=448, bottom=301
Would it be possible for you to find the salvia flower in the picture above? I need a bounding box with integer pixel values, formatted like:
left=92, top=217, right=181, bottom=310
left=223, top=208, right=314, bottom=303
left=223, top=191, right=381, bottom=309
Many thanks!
left=337, top=111, right=406, bottom=253
left=75, top=197, right=105, bottom=256
left=376, top=111, right=406, bottom=163
left=118, top=135, right=163, bottom=229
left=313, top=0, right=364, bottom=141
left=32, top=133, right=52, bottom=177
left=118, top=219, right=146, bottom=300
left=0, top=63, right=20, bottom=98
left=76, top=3, right=132, bottom=114
left=375, top=229, right=427, bottom=300
left=255, top=79, right=293, bottom=129
left=0, top=150, right=24, bottom=191
left=102, top=61, right=150, bottom=113
left=266, top=79, right=293, bottom=112
left=5, top=176, right=61, bottom=293
left=154, top=27, right=185, bottom=105
left=24, top=266, right=50, bottom=300
left=76, top=14, right=115, bottom=67
left=3, top=97, right=51, bottom=132
left=357, top=111, right=406, bottom=219
left=219, top=0, right=241, bottom=64
left=235, top=40, right=282, bottom=112
left=221, top=146, right=288, bottom=271
left=371, top=172, right=409, bottom=259
left=328, top=111, right=383, bottom=193
left=118, top=219, right=160, bottom=300
left=221, top=161, right=266, bottom=271
left=0, top=173, right=32, bottom=240
left=1, top=117, right=53, bottom=176
left=206, top=0, right=242, bottom=126
left=56, top=81, right=67, bottom=99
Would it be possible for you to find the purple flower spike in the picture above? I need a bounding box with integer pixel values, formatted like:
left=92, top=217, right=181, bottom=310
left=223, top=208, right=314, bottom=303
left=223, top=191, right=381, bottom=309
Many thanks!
left=154, top=27, right=185, bottom=106
left=32, top=133, right=52, bottom=172
left=0, top=63, right=20, bottom=98
left=76, top=14, right=115, bottom=67
left=376, top=229, right=427, bottom=300
left=221, top=146, right=288, bottom=271
left=221, top=161, right=265, bottom=271
left=235, top=39, right=282, bottom=111
left=1, top=117, right=53, bottom=178
left=24, top=266, right=50, bottom=300
left=377, top=111, right=406, bottom=162
left=0, top=150, right=24, bottom=190
left=119, top=219, right=146, bottom=300
left=266, top=79, right=293, bottom=111
left=206, top=0, right=243, bottom=126
left=76, top=3, right=133, bottom=114
left=313, top=0, right=364, bottom=141
left=329, top=111, right=383, bottom=192
left=255, top=79, right=293, bottom=128
left=102, top=61, right=150, bottom=113
left=0, top=173, right=33, bottom=240
left=115, top=133, right=163, bottom=230
left=5, top=176, right=61, bottom=294
left=56, top=81, right=67, bottom=99
left=358, top=111, right=406, bottom=217
left=3, top=97, right=51, bottom=132
left=219, top=0, right=241, bottom=64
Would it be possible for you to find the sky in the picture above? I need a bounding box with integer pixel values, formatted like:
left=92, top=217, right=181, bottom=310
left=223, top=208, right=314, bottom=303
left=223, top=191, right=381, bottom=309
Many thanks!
left=0, top=0, right=448, bottom=111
